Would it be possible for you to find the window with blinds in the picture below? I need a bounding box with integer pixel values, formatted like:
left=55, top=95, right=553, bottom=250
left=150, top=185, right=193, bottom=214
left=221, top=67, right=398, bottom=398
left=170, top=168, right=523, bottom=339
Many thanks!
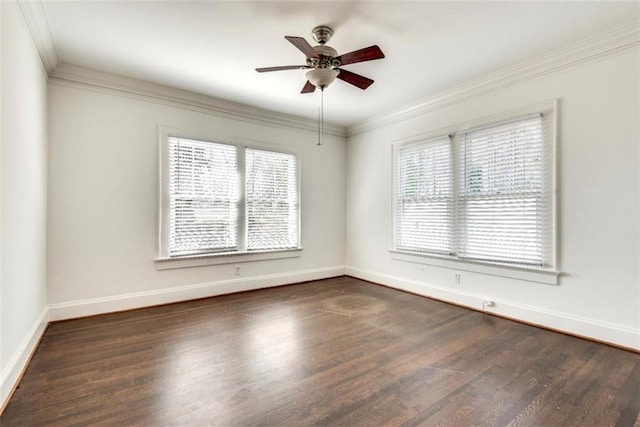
left=395, top=136, right=453, bottom=254
left=168, top=137, right=239, bottom=257
left=459, top=115, right=546, bottom=265
left=393, top=112, right=554, bottom=268
left=246, top=148, right=299, bottom=251
left=164, top=135, right=300, bottom=259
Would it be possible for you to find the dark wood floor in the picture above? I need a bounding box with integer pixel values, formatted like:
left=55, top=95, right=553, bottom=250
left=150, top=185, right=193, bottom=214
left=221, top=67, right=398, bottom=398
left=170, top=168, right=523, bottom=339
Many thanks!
left=2, top=276, right=639, bottom=426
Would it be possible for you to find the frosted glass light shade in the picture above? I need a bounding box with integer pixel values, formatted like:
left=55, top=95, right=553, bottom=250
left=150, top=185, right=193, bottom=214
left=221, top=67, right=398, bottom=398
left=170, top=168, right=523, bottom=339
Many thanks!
left=306, top=68, right=339, bottom=88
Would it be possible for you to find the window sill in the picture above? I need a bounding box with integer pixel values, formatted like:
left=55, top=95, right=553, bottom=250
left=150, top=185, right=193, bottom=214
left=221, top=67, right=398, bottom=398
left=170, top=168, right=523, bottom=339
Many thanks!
left=390, top=249, right=560, bottom=285
left=156, top=248, right=303, bottom=270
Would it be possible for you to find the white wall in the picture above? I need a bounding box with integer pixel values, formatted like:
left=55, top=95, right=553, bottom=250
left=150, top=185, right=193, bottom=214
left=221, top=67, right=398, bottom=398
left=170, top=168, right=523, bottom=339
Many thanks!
left=0, top=1, right=49, bottom=407
left=346, top=48, right=639, bottom=349
left=47, top=81, right=346, bottom=318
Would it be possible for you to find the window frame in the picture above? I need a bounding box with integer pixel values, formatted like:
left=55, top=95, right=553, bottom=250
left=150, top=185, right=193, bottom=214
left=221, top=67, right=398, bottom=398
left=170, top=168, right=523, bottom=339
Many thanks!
left=157, top=127, right=302, bottom=269
left=391, top=101, right=559, bottom=284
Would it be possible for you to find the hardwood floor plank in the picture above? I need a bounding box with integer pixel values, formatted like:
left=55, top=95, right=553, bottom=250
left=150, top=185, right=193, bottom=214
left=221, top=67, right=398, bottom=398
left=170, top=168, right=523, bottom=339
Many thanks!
left=2, top=277, right=639, bottom=426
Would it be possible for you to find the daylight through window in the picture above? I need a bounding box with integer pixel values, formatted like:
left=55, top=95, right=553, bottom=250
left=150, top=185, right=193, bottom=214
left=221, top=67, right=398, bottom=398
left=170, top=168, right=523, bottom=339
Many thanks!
left=394, top=112, right=555, bottom=268
left=165, top=136, right=299, bottom=258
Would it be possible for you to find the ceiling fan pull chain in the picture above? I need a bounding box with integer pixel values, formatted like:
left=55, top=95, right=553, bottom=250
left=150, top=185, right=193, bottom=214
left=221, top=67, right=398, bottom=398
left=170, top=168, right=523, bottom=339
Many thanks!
left=317, top=105, right=321, bottom=146
left=319, top=88, right=324, bottom=146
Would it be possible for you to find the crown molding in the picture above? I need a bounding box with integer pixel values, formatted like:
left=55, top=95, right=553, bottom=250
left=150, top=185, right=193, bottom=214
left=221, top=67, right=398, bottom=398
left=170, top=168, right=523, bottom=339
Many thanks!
left=347, top=20, right=640, bottom=137
left=49, top=63, right=347, bottom=138
left=17, top=0, right=60, bottom=74
left=17, top=0, right=637, bottom=139
left=16, top=1, right=345, bottom=137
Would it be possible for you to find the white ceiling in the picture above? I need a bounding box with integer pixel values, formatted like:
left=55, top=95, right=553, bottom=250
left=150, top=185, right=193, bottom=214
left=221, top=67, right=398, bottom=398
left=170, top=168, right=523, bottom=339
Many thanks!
left=42, top=1, right=638, bottom=127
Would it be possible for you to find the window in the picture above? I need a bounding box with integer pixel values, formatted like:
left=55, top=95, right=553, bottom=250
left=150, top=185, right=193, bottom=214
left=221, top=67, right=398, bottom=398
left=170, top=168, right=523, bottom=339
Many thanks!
left=395, top=135, right=453, bottom=255
left=393, top=110, right=555, bottom=270
left=458, top=115, right=546, bottom=265
left=246, top=148, right=299, bottom=251
left=160, top=134, right=299, bottom=259
left=168, top=137, right=238, bottom=256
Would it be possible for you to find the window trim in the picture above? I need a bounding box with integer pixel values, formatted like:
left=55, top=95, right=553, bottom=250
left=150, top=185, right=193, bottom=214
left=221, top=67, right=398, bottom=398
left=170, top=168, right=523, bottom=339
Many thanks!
left=390, top=100, right=559, bottom=283
left=156, top=247, right=303, bottom=270
left=390, top=249, right=559, bottom=285
left=156, top=127, right=302, bottom=266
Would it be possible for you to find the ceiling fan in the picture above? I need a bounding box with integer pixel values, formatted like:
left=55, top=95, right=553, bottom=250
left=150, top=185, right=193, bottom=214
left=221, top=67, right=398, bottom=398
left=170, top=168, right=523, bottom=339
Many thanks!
left=256, top=26, right=385, bottom=93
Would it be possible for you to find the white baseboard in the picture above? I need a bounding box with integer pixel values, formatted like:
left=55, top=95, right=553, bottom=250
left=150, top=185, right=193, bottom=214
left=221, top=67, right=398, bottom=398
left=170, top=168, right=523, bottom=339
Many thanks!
left=49, top=265, right=346, bottom=321
left=1, top=306, right=49, bottom=413
left=346, top=266, right=640, bottom=351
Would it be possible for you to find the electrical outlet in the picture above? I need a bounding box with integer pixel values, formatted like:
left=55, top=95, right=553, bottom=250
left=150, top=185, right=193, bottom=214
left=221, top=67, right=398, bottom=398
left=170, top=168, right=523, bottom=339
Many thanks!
left=454, top=273, right=461, bottom=284
left=234, top=265, right=241, bottom=275
left=482, top=300, right=495, bottom=309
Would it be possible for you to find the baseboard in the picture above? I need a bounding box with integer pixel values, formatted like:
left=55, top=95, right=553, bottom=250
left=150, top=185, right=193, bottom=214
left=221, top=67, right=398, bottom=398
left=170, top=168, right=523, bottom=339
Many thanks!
left=1, top=306, right=49, bottom=413
left=49, top=265, right=346, bottom=321
left=346, top=266, right=640, bottom=351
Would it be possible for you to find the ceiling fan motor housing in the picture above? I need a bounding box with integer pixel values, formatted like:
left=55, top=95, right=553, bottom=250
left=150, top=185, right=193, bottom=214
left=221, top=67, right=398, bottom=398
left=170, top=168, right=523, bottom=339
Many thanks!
left=306, top=45, right=341, bottom=69
left=305, top=43, right=341, bottom=88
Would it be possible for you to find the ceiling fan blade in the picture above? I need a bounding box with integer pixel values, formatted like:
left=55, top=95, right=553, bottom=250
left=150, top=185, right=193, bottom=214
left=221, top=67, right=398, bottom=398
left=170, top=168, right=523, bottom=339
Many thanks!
left=256, top=65, right=309, bottom=73
left=301, top=80, right=316, bottom=93
left=285, top=36, right=320, bottom=59
left=337, top=69, right=374, bottom=90
left=335, top=45, right=385, bottom=66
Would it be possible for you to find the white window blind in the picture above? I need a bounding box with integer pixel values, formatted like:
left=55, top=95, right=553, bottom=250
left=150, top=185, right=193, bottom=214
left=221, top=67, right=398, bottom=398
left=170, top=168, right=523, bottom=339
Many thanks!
left=246, top=148, right=299, bottom=251
left=458, top=114, right=546, bottom=265
left=393, top=110, right=555, bottom=269
left=395, top=136, right=453, bottom=254
left=168, top=137, right=238, bottom=257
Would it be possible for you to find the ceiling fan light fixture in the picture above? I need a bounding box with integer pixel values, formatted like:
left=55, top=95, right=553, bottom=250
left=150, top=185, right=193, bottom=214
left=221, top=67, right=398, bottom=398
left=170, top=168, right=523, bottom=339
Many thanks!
left=306, top=68, right=339, bottom=89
